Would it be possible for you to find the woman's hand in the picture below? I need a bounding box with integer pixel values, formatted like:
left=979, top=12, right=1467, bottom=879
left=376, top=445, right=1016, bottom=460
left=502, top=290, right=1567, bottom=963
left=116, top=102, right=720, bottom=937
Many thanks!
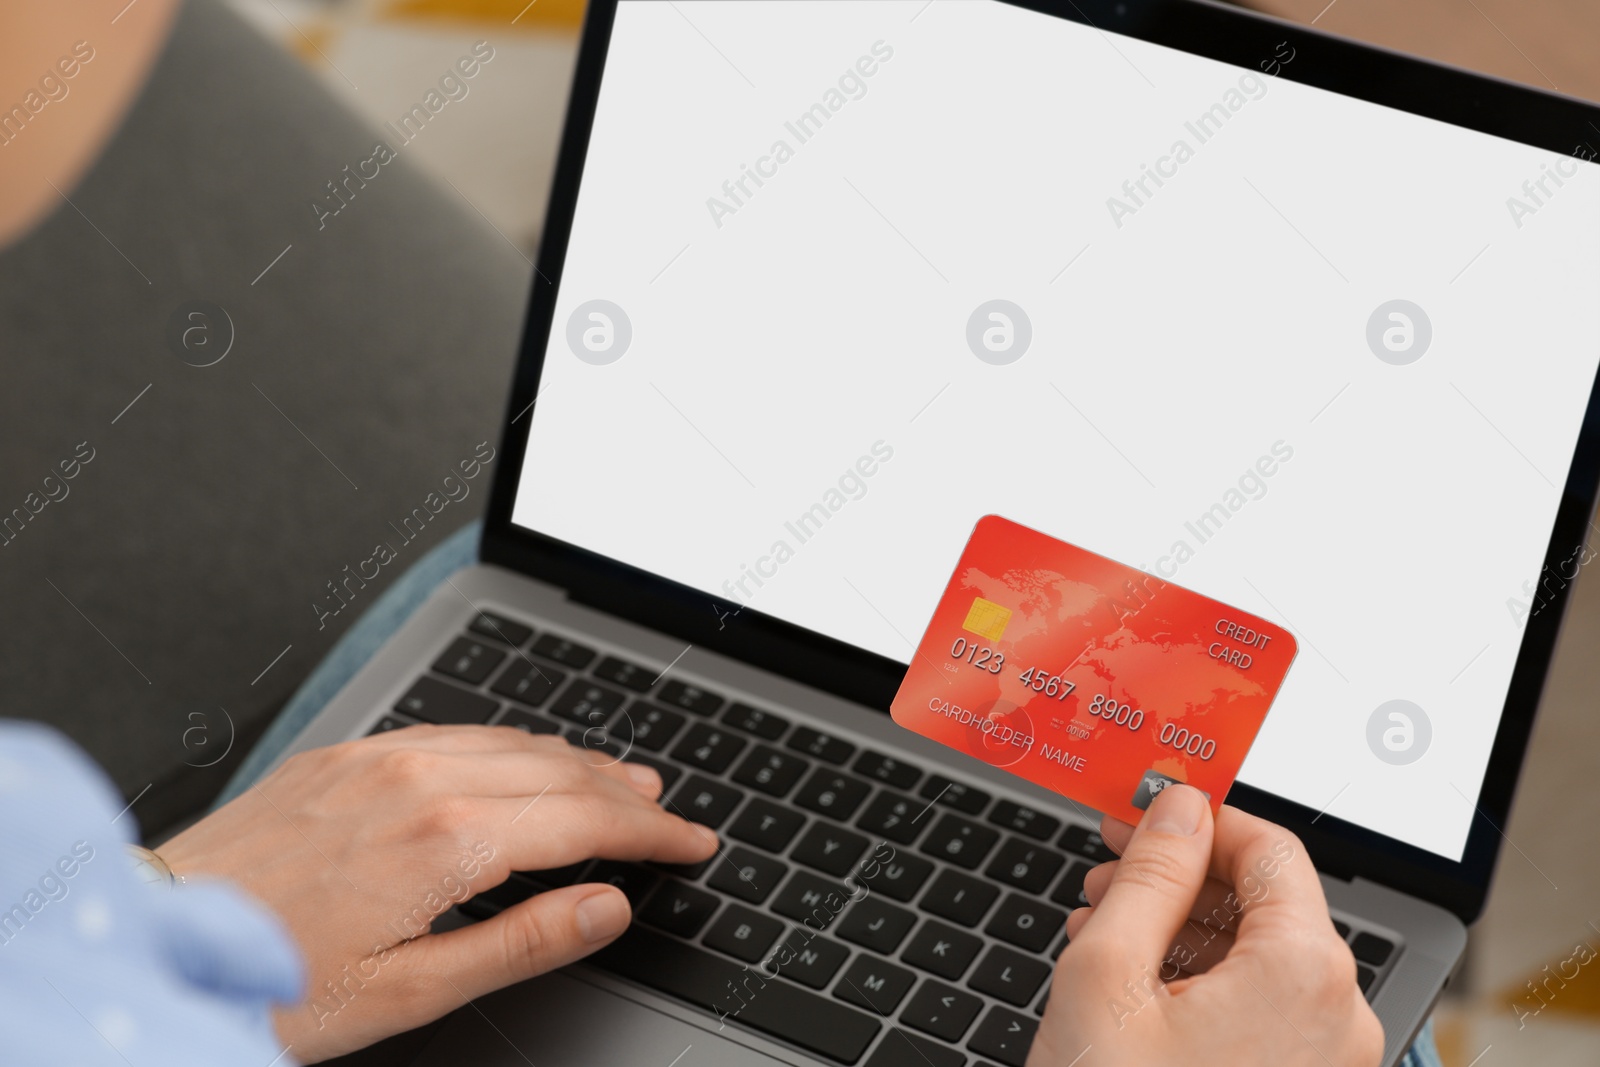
left=1032, top=785, right=1383, bottom=1067
left=158, top=724, right=718, bottom=1062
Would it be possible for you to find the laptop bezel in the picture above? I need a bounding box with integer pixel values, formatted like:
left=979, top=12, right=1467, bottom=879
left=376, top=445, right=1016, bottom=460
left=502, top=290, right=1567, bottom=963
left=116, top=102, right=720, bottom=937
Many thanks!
left=482, top=0, right=1600, bottom=925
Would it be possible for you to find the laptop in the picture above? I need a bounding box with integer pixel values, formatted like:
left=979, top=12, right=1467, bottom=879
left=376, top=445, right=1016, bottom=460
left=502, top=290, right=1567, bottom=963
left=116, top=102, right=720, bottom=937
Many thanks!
left=273, top=1, right=1600, bottom=1064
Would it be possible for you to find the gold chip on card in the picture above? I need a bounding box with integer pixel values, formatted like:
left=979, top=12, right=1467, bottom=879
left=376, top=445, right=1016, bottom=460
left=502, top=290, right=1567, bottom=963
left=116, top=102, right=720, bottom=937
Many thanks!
left=961, top=597, right=1011, bottom=641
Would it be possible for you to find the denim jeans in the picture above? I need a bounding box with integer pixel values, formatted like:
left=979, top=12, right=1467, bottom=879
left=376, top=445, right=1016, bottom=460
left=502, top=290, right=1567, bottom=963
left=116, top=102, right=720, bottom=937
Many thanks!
left=216, top=518, right=1443, bottom=1067
left=216, top=520, right=482, bottom=807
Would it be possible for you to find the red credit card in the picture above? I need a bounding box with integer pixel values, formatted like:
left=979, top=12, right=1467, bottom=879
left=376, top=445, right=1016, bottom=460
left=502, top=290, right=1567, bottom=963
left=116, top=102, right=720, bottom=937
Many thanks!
left=890, top=515, right=1297, bottom=824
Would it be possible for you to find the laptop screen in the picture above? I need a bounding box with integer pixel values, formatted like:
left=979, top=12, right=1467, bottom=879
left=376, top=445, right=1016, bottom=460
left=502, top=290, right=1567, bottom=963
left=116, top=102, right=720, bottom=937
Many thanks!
left=511, top=0, right=1600, bottom=862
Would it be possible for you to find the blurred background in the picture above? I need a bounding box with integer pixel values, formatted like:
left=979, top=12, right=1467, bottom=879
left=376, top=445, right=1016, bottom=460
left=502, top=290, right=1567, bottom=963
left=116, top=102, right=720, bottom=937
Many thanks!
left=226, top=0, right=585, bottom=253
left=4, top=0, right=1597, bottom=1063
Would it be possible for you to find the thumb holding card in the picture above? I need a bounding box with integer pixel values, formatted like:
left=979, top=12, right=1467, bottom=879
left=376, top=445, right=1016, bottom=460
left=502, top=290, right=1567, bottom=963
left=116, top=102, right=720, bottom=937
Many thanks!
left=1061, top=784, right=1213, bottom=973
left=1034, top=791, right=1383, bottom=1067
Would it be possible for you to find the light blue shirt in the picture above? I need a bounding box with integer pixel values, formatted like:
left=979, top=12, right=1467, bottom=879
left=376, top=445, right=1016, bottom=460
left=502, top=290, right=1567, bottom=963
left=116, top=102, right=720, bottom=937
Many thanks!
left=0, top=722, right=304, bottom=1065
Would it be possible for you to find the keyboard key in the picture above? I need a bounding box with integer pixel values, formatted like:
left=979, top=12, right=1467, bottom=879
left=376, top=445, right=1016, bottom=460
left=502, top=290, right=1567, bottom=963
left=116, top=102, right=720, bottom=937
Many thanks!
left=611, top=701, right=686, bottom=752
left=968, top=1006, right=1037, bottom=1067
left=491, top=660, right=567, bottom=707
left=727, top=798, right=805, bottom=852
left=902, top=920, right=982, bottom=979
left=921, top=870, right=998, bottom=927
left=529, top=633, right=596, bottom=669
left=767, top=929, right=849, bottom=990
left=621, top=751, right=681, bottom=791
left=987, top=801, right=1060, bottom=841
left=431, top=637, right=506, bottom=685
left=857, top=852, right=934, bottom=902
left=496, top=708, right=560, bottom=735
left=773, top=871, right=851, bottom=931
left=468, top=611, right=532, bottom=648
left=1333, top=919, right=1352, bottom=940
left=594, top=654, right=656, bottom=692
left=835, top=955, right=916, bottom=1015
left=837, top=897, right=916, bottom=954
left=866, top=1027, right=967, bottom=1067
left=1058, top=824, right=1114, bottom=863
left=856, top=791, right=929, bottom=845
left=731, top=745, right=809, bottom=796
left=653, top=856, right=713, bottom=880
left=722, top=702, right=789, bottom=739
left=707, top=848, right=788, bottom=904
left=1351, top=932, right=1395, bottom=967
left=671, top=722, right=749, bottom=774
left=792, top=823, right=870, bottom=876
left=586, top=861, right=658, bottom=905
left=666, top=776, right=744, bottom=828
left=591, top=926, right=881, bottom=1064
left=984, top=895, right=1065, bottom=953
left=549, top=679, right=626, bottom=726
left=853, top=750, right=923, bottom=790
left=788, top=726, right=857, bottom=765
left=1357, top=964, right=1376, bottom=995
left=565, top=726, right=623, bottom=756
left=901, top=980, right=983, bottom=1043
left=367, top=714, right=414, bottom=735
left=968, top=945, right=1050, bottom=1006
left=394, top=677, right=499, bottom=725
left=921, top=814, right=1000, bottom=870
left=639, top=880, right=719, bottom=937
left=985, top=838, right=1066, bottom=895
left=920, top=776, right=990, bottom=815
left=658, top=679, right=725, bottom=715
left=795, top=769, right=872, bottom=820
left=703, top=904, right=784, bottom=962
left=1048, top=860, right=1090, bottom=908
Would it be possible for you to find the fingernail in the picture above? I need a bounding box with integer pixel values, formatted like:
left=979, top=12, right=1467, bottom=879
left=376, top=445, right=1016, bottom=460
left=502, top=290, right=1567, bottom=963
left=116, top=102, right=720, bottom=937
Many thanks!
left=575, top=889, right=630, bottom=943
left=622, top=763, right=661, bottom=794
left=1145, top=784, right=1205, bottom=836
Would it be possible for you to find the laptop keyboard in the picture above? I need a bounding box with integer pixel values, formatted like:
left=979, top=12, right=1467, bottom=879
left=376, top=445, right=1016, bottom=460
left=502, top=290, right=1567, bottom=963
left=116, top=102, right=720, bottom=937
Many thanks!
left=372, top=609, right=1399, bottom=1066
